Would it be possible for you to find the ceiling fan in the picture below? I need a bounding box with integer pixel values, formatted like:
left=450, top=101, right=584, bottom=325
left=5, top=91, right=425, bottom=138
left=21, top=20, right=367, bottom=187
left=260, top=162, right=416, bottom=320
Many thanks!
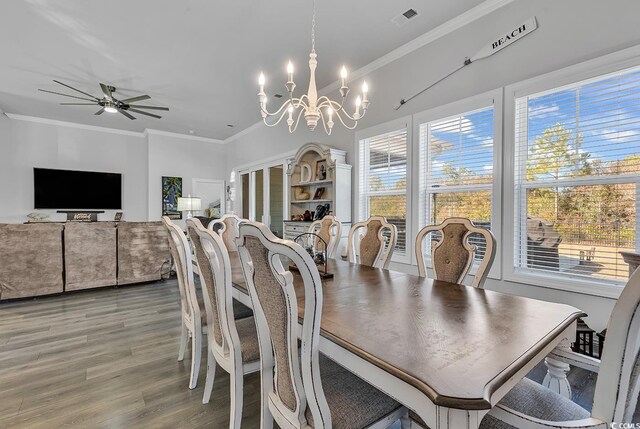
left=38, top=80, right=169, bottom=120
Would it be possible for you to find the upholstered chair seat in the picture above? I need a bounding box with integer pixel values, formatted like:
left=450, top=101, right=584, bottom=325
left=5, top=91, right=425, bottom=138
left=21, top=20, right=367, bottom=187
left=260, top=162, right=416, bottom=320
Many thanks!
left=410, top=378, right=590, bottom=428
left=307, top=354, right=402, bottom=428
left=195, top=297, right=252, bottom=324
left=234, top=317, right=261, bottom=363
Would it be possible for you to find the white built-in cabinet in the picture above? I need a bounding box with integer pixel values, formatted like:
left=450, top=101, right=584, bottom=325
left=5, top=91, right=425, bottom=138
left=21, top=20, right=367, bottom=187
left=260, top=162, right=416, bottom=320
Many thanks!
left=284, top=143, right=352, bottom=252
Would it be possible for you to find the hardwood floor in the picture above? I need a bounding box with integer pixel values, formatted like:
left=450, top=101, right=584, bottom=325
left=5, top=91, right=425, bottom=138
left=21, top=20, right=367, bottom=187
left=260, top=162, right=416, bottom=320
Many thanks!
left=0, top=280, right=262, bottom=428
left=0, top=279, right=627, bottom=428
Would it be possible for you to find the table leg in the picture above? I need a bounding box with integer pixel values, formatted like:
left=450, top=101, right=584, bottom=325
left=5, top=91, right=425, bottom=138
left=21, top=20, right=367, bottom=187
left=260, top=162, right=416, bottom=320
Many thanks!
left=543, top=356, right=572, bottom=398
left=434, top=408, right=483, bottom=429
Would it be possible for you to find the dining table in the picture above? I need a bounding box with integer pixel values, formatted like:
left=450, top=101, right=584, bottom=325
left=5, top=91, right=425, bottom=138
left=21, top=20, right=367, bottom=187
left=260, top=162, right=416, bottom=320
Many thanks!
left=228, top=253, right=585, bottom=429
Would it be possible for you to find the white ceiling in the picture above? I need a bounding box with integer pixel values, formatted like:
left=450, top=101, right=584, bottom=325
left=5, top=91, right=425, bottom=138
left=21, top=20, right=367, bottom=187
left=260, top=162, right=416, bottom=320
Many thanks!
left=0, top=0, right=487, bottom=140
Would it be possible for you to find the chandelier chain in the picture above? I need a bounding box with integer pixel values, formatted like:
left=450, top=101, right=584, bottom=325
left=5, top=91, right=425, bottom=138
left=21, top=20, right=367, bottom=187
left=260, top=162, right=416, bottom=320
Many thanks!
left=311, top=0, right=316, bottom=52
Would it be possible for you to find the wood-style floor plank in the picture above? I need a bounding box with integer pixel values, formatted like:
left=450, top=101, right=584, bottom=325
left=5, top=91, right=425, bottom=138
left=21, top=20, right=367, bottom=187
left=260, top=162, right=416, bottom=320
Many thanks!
left=0, top=281, right=264, bottom=428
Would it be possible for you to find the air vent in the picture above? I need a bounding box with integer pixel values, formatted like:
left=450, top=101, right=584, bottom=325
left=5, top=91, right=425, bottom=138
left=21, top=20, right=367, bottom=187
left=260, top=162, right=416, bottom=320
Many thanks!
left=392, top=8, right=418, bottom=27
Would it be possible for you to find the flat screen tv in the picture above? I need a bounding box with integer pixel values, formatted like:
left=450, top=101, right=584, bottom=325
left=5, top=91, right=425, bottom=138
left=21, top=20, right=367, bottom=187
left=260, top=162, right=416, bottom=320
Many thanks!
left=34, top=168, right=122, bottom=210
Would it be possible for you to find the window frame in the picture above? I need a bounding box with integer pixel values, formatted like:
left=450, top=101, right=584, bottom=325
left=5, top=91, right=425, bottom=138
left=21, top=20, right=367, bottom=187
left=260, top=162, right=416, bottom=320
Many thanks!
left=413, top=89, right=503, bottom=279
left=503, top=45, right=640, bottom=299
left=355, top=116, right=413, bottom=265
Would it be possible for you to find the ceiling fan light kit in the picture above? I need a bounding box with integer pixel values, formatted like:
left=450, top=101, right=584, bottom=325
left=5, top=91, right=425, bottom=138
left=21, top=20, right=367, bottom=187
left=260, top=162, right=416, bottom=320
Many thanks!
left=38, top=80, right=169, bottom=120
left=257, top=0, right=369, bottom=135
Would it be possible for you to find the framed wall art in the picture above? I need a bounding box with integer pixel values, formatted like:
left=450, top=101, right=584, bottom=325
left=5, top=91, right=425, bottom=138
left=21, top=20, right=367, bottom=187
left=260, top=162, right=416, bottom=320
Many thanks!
left=162, top=176, right=182, bottom=219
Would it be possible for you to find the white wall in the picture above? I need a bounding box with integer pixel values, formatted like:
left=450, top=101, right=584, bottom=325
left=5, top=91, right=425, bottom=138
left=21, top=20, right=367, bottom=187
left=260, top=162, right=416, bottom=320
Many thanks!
left=0, top=116, right=226, bottom=225
left=147, top=132, right=227, bottom=228
left=0, top=117, right=148, bottom=222
left=224, top=0, right=640, bottom=331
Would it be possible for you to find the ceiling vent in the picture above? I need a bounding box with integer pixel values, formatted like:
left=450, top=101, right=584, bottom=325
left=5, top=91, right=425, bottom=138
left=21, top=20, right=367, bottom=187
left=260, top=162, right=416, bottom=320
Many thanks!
left=392, top=8, right=418, bottom=27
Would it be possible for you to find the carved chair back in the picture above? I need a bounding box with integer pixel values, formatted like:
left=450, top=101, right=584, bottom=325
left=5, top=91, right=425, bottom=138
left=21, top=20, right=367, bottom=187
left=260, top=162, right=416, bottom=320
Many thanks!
left=308, top=215, right=341, bottom=259
left=162, top=216, right=200, bottom=327
left=415, top=217, right=495, bottom=288
left=236, top=221, right=331, bottom=428
left=187, top=218, right=240, bottom=358
left=210, top=213, right=242, bottom=252
left=591, top=267, right=640, bottom=423
left=347, top=216, right=397, bottom=269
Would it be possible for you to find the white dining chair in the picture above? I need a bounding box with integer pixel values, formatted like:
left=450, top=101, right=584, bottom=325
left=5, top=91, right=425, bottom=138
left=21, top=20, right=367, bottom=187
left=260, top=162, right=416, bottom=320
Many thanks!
left=414, top=217, right=496, bottom=288
left=209, top=213, right=242, bottom=252
left=413, top=266, right=640, bottom=429
left=186, top=218, right=260, bottom=428
left=161, top=216, right=203, bottom=390
left=236, top=220, right=409, bottom=429
left=308, top=215, right=342, bottom=259
left=347, top=216, right=397, bottom=269
left=208, top=213, right=253, bottom=319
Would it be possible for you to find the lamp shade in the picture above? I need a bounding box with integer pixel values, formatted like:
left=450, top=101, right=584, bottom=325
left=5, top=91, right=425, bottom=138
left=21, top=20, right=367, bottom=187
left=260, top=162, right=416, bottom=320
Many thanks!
left=177, top=196, right=201, bottom=211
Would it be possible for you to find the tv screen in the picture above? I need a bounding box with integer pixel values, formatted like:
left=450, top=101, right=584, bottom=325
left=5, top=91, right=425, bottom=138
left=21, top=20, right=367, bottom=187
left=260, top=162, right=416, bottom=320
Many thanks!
left=34, top=168, right=122, bottom=210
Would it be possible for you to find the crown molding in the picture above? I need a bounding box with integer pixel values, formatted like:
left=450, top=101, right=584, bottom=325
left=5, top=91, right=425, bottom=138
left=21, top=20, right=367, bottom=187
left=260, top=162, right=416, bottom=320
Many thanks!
left=5, top=113, right=224, bottom=143
left=144, top=128, right=224, bottom=144
left=318, top=0, right=514, bottom=96
left=223, top=0, right=514, bottom=144
left=223, top=120, right=266, bottom=144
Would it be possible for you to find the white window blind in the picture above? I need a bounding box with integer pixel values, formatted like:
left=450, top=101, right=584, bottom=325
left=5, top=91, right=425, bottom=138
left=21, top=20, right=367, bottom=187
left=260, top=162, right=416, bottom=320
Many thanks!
left=359, top=128, right=408, bottom=255
left=419, top=106, right=494, bottom=258
left=514, top=66, right=640, bottom=283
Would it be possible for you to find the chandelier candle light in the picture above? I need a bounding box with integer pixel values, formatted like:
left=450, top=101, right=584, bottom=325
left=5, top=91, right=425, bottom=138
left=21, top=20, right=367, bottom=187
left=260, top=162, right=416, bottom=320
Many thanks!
left=257, top=0, right=369, bottom=135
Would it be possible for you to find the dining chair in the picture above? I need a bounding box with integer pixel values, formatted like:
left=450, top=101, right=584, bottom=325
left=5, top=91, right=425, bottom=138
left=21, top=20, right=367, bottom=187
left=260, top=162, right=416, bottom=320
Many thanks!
left=186, top=219, right=260, bottom=428
left=208, top=213, right=253, bottom=320
left=236, top=220, right=409, bottom=429
left=466, top=266, right=640, bottom=428
left=161, top=216, right=203, bottom=390
left=414, top=217, right=496, bottom=289
left=347, top=216, right=397, bottom=269
left=209, top=213, right=242, bottom=252
left=308, top=215, right=342, bottom=259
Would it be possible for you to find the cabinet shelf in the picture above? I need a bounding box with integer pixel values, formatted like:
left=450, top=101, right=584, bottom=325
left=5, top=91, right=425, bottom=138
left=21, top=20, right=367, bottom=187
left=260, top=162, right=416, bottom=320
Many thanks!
left=291, top=199, right=332, bottom=204
left=291, top=180, right=332, bottom=187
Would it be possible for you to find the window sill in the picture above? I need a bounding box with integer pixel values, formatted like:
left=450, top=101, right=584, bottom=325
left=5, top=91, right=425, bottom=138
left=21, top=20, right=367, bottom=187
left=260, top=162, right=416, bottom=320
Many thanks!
left=503, top=269, right=624, bottom=299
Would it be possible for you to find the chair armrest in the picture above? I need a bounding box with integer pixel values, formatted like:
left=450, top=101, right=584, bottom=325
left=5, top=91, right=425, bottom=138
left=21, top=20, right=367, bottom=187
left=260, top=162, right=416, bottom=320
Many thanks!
left=490, top=404, right=608, bottom=428
left=548, top=348, right=601, bottom=374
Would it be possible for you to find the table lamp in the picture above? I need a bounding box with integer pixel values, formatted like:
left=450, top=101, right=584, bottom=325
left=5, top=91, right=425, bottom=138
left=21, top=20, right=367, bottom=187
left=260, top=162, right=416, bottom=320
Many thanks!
left=177, top=195, right=201, bottom=219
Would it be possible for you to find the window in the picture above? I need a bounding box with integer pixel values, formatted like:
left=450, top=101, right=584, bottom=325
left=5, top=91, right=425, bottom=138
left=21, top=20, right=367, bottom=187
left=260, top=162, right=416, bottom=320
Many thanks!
left=358, top=124, right=409, bottom=259
left=513, top=66, right=640, bottom=284
left=418, top=104, right=496, bottom=263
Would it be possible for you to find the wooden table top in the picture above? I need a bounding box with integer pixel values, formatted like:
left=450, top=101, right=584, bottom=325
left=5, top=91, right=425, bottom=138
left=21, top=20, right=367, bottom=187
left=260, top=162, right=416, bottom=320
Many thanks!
left=231, top=257, right=585, bottom=410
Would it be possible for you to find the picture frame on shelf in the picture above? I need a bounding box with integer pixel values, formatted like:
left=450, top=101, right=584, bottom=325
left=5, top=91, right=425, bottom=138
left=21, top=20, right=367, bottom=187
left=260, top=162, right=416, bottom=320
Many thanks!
left=313, top=187, right=326, bottom=200
left=315, top=159, right=328, bottom=181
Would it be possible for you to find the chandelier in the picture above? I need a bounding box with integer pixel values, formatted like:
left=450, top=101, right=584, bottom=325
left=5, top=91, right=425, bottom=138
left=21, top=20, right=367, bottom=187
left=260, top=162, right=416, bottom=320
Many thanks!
left=257, top=0, right=369, bottom=135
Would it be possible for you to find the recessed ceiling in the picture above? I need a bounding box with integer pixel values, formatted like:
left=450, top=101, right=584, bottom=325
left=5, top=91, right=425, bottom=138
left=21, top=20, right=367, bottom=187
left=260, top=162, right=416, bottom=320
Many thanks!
left=0, top=0, right=487, bottom=140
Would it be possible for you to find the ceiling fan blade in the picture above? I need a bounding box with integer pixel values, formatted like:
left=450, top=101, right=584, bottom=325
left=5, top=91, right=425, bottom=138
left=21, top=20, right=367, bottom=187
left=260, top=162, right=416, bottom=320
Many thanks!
left=95, top=108, right=105, bottom=115
left=118, top=109, right=136, bottom=120
left=127, top=108, right=161, bottom=119
left=99, top=83, right=113, bottom=99
left=127, top=105, right=169, bottom=111
left=120, top=95, right=151, bottom=104
left=39, top=89, right=96, bottom=102
left=60, top=102, right=97, bottom=105
left=52, top=80, right=99, bottom=100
